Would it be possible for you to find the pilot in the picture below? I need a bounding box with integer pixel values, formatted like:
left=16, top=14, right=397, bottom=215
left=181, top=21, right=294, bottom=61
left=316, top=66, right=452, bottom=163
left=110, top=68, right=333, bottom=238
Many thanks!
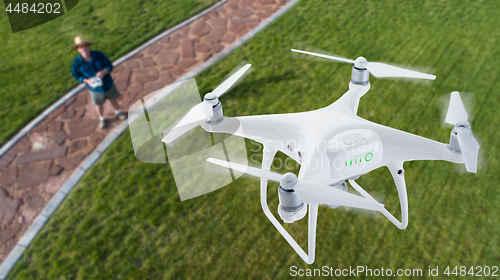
left=71, top=36, right=126, bottom=128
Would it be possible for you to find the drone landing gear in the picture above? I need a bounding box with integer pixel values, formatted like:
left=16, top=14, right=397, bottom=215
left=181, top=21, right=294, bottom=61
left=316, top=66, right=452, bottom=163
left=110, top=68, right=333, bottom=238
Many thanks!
left=259, top=147, right=409, bottom=264
left=328, top=181, right=348, bottom=209
left=349, top=162, right=409, bottom=230
left=260, top=146, right=318, bottom=264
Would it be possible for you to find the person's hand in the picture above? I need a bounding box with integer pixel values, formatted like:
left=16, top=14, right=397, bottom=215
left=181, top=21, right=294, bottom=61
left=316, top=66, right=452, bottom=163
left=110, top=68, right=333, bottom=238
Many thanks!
left=83, top=78, right=91, bottom=85
left=96, top=69, right=109, bottom=78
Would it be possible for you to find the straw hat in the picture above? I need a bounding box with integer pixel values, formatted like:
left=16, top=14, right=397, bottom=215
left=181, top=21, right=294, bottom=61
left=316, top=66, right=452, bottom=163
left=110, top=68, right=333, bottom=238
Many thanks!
left=71, top=36, right=93, bottom=49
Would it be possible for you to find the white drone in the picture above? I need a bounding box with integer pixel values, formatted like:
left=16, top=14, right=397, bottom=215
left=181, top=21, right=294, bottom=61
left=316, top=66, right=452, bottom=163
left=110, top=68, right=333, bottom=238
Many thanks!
left=159, top=49, right=480, bottom=264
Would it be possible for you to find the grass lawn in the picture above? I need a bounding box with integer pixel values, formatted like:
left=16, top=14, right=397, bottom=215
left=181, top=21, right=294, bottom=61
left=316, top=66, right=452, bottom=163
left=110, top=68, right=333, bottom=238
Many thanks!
left=0, top=0, right=216, bottom=146
left=8, top=0, right=500, bottom=279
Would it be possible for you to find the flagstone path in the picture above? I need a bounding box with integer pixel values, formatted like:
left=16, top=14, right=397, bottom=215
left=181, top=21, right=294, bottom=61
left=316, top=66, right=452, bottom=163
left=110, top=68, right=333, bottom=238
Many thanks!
left=0, top=0, right=289, bottom=264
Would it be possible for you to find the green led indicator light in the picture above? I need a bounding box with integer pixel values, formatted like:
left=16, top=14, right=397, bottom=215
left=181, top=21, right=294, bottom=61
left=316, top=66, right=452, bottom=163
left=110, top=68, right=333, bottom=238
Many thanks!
left=365, top=152, right=373, bottom=162
left=346, top=154, right=372, bottom=167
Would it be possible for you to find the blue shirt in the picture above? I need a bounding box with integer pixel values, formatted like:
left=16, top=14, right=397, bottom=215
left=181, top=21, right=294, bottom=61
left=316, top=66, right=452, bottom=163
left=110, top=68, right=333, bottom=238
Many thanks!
left=72, top=50, right=114, bottom=93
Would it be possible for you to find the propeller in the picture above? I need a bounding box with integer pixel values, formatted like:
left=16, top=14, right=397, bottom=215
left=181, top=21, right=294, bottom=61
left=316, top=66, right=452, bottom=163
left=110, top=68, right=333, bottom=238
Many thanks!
left=212, top=64, right=252, bottom=98
left=445, top=91, right=469, bottom=124
left=207, top=158, right=385, bottom=211
left=291, top=49, right=436, bottom=80
left=162, top=64, right=252, bottom=144
left=445, top=91, right=480, bottom=173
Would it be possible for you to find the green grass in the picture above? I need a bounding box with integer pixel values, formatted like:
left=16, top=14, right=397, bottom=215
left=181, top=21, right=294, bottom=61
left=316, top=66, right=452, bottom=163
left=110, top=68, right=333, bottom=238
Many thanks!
left=0, top=0, right=216, bottom=146
left=8, top=0, right=500, bottom=279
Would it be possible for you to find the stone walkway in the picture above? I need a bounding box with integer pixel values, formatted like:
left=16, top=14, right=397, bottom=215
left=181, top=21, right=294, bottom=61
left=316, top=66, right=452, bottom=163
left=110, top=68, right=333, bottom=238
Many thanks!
left=0, top=0, right=289, bottom=264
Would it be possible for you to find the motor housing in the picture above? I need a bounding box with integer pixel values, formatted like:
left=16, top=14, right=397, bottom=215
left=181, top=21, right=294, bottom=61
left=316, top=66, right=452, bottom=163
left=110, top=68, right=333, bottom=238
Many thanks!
left=351, top=57, right=369, bottom=85
left=448, top=122, right=470, bottom=154
left=277, top=186, right=307, bottom=223
left=203, top=93, right=224, bottom=124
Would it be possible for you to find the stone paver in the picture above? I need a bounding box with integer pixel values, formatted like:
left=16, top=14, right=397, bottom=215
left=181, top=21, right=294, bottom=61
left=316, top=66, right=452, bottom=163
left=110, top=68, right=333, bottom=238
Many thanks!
left=0, top=0, right=289, bottom=264
left=0, top=189, right=21, bottom=227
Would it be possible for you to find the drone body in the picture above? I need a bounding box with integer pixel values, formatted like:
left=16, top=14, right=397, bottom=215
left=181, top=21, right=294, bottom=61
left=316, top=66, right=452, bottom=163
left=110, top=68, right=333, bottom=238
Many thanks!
left=154, top=49, right=480, bottom=264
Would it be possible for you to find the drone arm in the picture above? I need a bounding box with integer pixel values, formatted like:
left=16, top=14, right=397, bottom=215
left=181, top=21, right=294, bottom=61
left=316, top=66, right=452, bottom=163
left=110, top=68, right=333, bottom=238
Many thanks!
left=348, top=82, right=370, bottom=114
left=201, top=114, right=309, bottom=150
left=376, top=125, right=465, bottom=164
left=259, top=146, right=318, bottom=264
left=327, top=82, right=371, bottom=115
left=349, top=161, right=408, bottom=230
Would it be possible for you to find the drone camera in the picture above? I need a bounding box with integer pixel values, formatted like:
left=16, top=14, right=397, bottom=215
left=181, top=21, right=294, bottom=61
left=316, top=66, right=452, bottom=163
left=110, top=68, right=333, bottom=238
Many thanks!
left=277, top=186, right=307, bottom=223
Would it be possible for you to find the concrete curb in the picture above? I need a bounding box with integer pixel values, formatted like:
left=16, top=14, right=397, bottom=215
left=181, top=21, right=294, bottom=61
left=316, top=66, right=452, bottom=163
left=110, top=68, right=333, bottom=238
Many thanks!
left=0, top=0, right=299, bottom=278
left=0, top=0, right=228, bottom=158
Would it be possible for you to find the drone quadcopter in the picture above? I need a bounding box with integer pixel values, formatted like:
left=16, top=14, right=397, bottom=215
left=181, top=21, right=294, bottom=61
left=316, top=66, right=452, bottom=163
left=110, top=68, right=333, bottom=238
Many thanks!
left=152, top=49, right=480, bottom=264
